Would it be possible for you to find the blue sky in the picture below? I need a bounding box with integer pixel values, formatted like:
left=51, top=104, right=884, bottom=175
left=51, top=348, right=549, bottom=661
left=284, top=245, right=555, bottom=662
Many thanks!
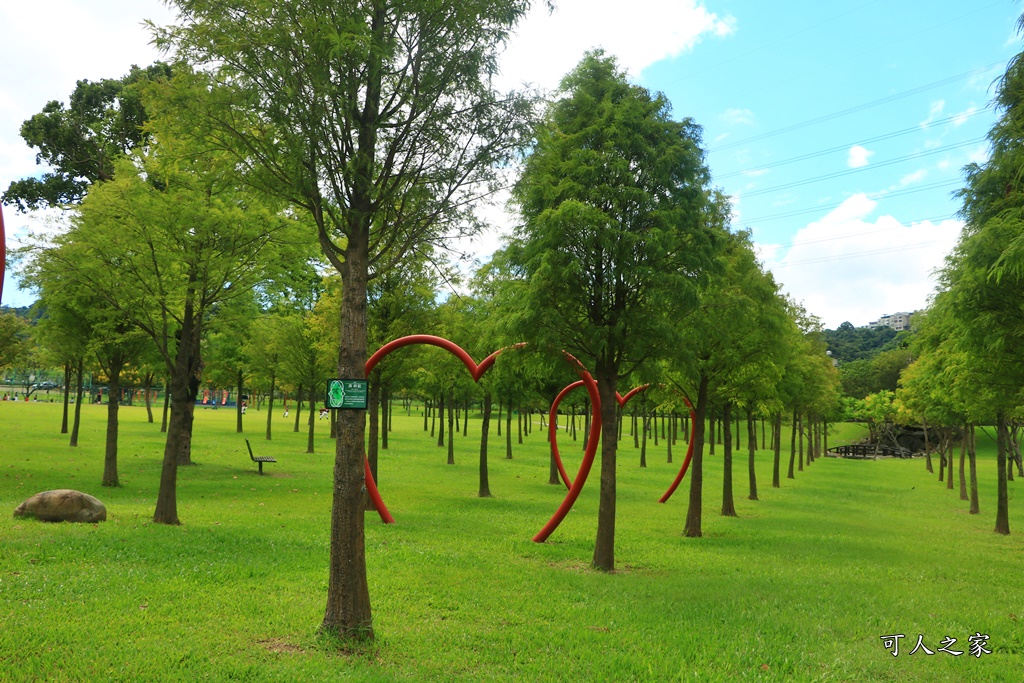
left=1, top=0, right=1020, bottom=327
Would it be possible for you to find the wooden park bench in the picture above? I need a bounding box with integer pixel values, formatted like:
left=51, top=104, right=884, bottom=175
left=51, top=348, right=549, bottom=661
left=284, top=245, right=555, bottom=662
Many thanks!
left=245, top=439, right=276, bottom=475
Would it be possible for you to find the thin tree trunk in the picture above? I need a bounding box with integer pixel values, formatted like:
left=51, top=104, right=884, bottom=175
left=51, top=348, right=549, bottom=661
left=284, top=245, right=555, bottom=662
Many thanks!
left=923, top=418, right=933, bottom=473
left=772, top=412, right=782, bottom=488
left=497, top=399, right=502, bottom=436
left=447, top=394, right=455, bottom=465
left=437, top=395, right=445, bottom=446
left=69, top=357, right=84, bottom=447
left=787, top=410, right=797, bottom=479
left=797, top=413, right=804, bottom=471
left=307, top=388, right=316, bottom=454
left=381, top=387, right=390, bottom=450
left=479, top=391, right=492, bottom=497
left=995, top=413, right=1010, bottom=534
left=968, top=423, right=980, bottom=515
left=684, top=375, right=710, bottom=538
left=265, top=371, right=276, bottom=441
left=102, top=350, right=125, bottom=487
left=640, top=404, right=648, bottom=469
left=959, top=425, right=968, bottom=501
left=721, top=401, right=736, bottom=517
left=592, top=360, right=620, bottom=570
left=747, top=407, right=758, bottom=501
left=294, top=384, right=303, bottom=433
left=161, top=378, right=170, bottom=433
left=61, top=362, right=72, bottom=434
left=235, top=370, right=244, bottom=434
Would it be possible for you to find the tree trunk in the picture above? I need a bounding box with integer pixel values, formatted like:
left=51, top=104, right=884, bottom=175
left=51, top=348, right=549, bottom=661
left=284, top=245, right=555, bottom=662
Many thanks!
left=592, top=360, right=620, bottom=570
left=177, top=359, right=199, bottom=466
left=968, top=423, right=979, bottom=515
left=294, top=384, right=303, bottom=433
left=59, top=362, right=71, bottom=434
left=69, top=357, right=84, bottom=447
left=684, top=374, right=710, bottom=538
left=747, top=407, right=758, bottom=501
left=447, top=394, right=455, bottom=465
left=639, top=405, right=648, bottom=469
left=772, top=412, right=782, bottom=488
left=479, top=391, right=492, bottom=498
left=787, top=410, right=797, bottom=479
left=995, top=413, right=1010, bottom=535
left=721, top=401, right=736, bottom=517
left=666, top=411, right=673, bottom=464
left=102, top=350, right=125, bottom=487
left=161, top=378, right=170, bottom=433
left=144, top=372, right=155, bottom=424
left=424, top=398, right=429, bottom=431
left=923, top=418, right=933, bottom=473
left=497, top=399, right=502, bottom=436
left=321, top=227, right=372, bottom=639
left=265, top=370, right=276, bottom=441
left=436, top=395, right=445, bottom=446
left=235, top=370, right=244, bottom=433
left=462, top=399, right=468, bottom=437
left=307, top=387, right=316, bottom=454
left=155, top=293, right=202, bottom=525
left=797, top=413, right=804, bottom=471
left=959, top=425, right=968, bottom=501
left=518, top=406, right=523, bottom=444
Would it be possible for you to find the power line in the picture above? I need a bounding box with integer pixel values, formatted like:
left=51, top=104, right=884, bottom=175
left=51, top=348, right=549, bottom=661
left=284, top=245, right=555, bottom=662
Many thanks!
left=715, top=107, right=992, bottom=180
left=711, top=62, right=1004, bottom=152
left=740, top=137, right=984, bottom=198
left=741, top=179, right=962, bottom=224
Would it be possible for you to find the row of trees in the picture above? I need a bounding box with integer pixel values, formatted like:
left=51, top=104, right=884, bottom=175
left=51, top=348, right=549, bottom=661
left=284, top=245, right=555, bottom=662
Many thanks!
left=4, top=3, right=842, bottom=643
left=891, top=22, right=1024, bottom=536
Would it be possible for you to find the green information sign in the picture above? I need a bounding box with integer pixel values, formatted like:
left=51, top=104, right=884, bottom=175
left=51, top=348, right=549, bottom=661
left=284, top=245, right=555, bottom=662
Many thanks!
left=326, top=379, right=368, bottom=410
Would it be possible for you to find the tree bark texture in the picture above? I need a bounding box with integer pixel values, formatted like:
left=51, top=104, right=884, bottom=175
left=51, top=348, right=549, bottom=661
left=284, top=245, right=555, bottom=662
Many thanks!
left=747, top=408, right=758, bottom=501
left=592, top=363, right=620, bottom=570
left=721, top=402, right=736, bottom=517
left=102, top=349, right=125, bottom=487
left=479, top=391, right=492, bottom=498
left=684, top=375, right=710, bottom=538
left=321, top=232, right=373, bottom=639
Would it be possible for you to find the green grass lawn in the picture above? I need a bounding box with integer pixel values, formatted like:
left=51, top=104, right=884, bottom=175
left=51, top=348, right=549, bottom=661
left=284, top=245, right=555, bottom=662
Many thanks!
left=1, top=400, right=1022, bottom=682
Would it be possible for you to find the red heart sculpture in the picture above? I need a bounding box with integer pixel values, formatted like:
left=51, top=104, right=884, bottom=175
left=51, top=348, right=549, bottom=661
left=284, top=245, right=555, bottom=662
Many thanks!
left=548, top=383, right=649, bottom=490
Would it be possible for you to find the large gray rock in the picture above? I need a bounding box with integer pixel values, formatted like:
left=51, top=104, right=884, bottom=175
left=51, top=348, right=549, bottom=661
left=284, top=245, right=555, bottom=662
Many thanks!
left=14, top=489, right=107, bottom=523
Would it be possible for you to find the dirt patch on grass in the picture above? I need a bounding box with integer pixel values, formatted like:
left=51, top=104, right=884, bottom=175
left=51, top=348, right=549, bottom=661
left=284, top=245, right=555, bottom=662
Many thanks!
left=258, top=638, right=305, bottom=654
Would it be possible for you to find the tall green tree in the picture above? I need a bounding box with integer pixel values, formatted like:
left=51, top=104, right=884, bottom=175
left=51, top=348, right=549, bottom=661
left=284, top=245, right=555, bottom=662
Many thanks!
left=156, top=0, right=545, bottom=640
left=3, top=63, right=172, bottom=211
left=509, top=51, right=720, bottom=570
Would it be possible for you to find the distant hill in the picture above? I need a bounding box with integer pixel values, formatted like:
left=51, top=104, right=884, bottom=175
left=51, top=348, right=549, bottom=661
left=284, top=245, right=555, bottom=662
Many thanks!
left=822, top=321, right=901, bottom=364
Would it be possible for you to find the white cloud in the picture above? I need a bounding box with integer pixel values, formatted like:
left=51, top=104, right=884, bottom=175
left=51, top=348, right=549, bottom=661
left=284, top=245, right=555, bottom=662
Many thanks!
left=920, top=100, right=945, bottom=128
left=847, top=145, right=873, bottom=168
left=757, top=195, right=962, bottom=328
left=898, top=169, right=928, bottom=186
left=953, top=105, right=979, bottom=126
left=496, top=1, right=735, bottom=92
left=721, top=108, right=755, bottom=126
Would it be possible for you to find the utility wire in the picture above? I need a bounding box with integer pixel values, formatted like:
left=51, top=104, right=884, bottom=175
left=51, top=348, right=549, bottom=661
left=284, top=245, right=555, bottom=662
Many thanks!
left=771, top=240, right=945, bottom=267
left=742, top=179, right=962, bottom=224
left=716, top=107, right=992, bottom=180
left=741, top=138, right=984, bottom=198
left=711, top=62, right=1004, bottom=152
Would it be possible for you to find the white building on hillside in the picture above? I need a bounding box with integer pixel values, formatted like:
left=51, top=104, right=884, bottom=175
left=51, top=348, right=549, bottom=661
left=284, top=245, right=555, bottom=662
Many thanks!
left=866, top=312, right=912, bottom=331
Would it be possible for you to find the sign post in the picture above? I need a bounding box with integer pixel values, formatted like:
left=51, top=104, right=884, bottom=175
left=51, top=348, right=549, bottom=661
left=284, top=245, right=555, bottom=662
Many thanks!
left=325, top=378, right=368, bottom=410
